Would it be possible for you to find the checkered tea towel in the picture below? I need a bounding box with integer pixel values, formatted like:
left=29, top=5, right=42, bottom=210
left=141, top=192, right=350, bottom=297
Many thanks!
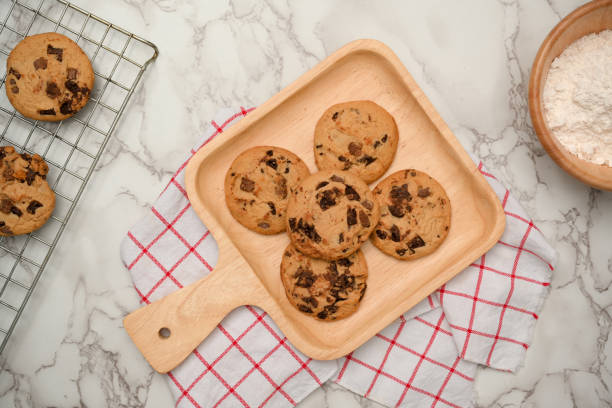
left=120, top=108, right=557, bottom=408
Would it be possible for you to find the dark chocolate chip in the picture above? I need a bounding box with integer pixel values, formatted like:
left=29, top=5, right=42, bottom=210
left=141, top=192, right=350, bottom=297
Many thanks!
left=8, top=67, right=21, bottom=79
left=332, top=112, right=338, bottom=121
left=330, top=175, right=344, bottom=183
left=296, top=218, right=321, bottom=243
left=337, top=258, right=353, bottom=267
left=266, top=150, right=273, bottom=156
left=240, top=177, right=255, bottom=192
left=316, top=181, right=329, bottom=190
left=348, top=142, right=362, bottom=156
left=390, top=225, right=401, bottom=242
left=294, top=266, right=315, bottom=288
left=38, top=108, right=56, bottom=115
left=10, top=206, right=22, bottom=217
left=315, top=144, right=322, bottom=148
left=10, top=86, right=18, bottom=94
left=26, top=200, right=43, bottom=214
left=396, top=248, right=407, bottom=256
left=418, top=187, right=431, bottom=198
left=46, top=82, right=61, bottom=99
left=338, top=232, right=344, bottom=243
left=374, top=140, right=381, bottom=148
left=67, top=67, right=78, bottom=80
left=388, top=204, right=404, bottom=218
left=25, top=169, right=37, bottom=185
left=408, top=235, right=426, bottom=249
left=338, top=155, right=347, bottom=162
left=357, top=155, right=376, bottom=166
left=33, top=57, right=47, bottom=70
left=47, top=44, right=63, bottom=61
left=257, top=222, right=270, bottom=229
left=59, top=101, right=73, bottom=115
left=358, top=210, right=370, bottom=227
left=317, top=310, right=327, bottom=319
left=275, top=177, right=287, bottom=199
left=347, top=208, right=357, bottom=227
left=390, top=184, right=411, bottom=202
left=0, top=198, right=12, bottom=214
left=267, top=201, right=276, bottom=215
left=289, top=218, right=297, bottom=231
left=265, top=158, right=278, bottom=170
left=284, top=167, right=289, bottom=173
left=345, top=185, right=360, bottom=201
left=382, top=134, right=388, bottom=143
left=361, top=200, right=373, bottom=210
left=318, top=189, right=336, bottom=210
left=375, top=229, right=387, bottom=240
left=65, top=80, right=80, bottom=95
left=302, top=296, right=318, bottom=307
left=298, top=305, right=313, bottom=314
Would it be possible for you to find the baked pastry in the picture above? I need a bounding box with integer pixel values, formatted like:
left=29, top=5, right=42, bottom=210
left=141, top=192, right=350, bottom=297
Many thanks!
left=314, top=100, right=399, bottom=184
left=286, top=170, right=380, bottom=260
left=225, top=146, right=310, bottom=234
left=280, top=243, right=367, bottom=321
left=0, top=146, right=55, bottom=236
left=6, top=32, right=94, bottom=121
left=370, top=169, right=451, bottom=260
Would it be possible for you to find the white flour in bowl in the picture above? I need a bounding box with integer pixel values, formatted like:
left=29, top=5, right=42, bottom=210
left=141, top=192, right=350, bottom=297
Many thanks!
left=542, top=29, right=612, bottom=166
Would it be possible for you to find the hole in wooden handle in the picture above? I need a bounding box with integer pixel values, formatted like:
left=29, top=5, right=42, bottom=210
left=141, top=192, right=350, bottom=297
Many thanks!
left=158, top=327, right=171, bottom=339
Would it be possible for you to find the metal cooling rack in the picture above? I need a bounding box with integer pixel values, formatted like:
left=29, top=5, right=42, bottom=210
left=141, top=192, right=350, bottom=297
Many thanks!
left=0, top=0, right=158, bottom=353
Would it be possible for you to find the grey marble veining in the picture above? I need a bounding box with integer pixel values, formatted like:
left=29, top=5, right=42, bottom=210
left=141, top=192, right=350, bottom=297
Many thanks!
left=0, top=0, right=610, bottom=407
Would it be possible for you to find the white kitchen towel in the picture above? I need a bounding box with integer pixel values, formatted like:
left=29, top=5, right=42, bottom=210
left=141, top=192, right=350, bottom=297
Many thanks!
left=120, top=108, right=556, bottom=408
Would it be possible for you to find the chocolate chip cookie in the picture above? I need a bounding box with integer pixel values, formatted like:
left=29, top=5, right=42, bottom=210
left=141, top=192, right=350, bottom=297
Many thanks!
left=6, top=33, right=94, bottom=121
left=225, top=146, right=310, bottom=234
left=286, top=170, right=380, bottom=260
left=281, top=243, right=368, bottom=321
left=314, top=101, right=399, bottom=184
left=0, top=146, right=55, bottom=236
left=370, top=169, right=450, bottom=260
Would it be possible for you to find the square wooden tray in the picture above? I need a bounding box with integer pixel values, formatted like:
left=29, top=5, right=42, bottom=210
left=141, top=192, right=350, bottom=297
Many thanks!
left=124, top=39, right=505, bottom=374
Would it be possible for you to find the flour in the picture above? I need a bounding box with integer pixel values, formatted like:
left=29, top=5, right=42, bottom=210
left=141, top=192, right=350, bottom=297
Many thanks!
left=542, top=29, right=612, bottom=166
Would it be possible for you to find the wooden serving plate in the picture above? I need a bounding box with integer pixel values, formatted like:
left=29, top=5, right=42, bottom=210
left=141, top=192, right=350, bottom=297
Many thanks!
left=124, top=39, right=505, bottom=374
left=529, top=0, right=612, bottom=190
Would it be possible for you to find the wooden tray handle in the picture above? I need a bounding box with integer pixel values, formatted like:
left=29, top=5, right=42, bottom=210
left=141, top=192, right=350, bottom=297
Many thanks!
left=123, top=259, right=261, bottom=373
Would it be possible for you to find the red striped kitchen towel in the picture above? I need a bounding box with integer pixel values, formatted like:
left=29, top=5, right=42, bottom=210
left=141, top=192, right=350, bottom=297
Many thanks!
left=120, top=108, right=556, bottom=408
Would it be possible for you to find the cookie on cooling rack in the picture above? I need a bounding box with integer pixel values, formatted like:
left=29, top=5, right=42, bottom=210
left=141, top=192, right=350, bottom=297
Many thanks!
left=281, top=243, right=368, bottom=321
left=6, top=32, right=94, bottom=121
left=0, top=146, right=55, bottom=236
left=225, top=146, right=310, bottom=234
left=314, top=100, right=399, bottom=184
left=286, top=170, right=380, bottom=260
left=370, top=169, right=451, bottom=260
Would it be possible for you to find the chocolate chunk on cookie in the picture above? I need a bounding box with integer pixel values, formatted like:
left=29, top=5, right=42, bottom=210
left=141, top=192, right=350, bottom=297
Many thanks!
left=286, top=170, right=380, bottom=260
left=6, top=33, right=94, bottom=122
left=280, top=244, right=368, bottom=321
left=0, top=146, right=55, bottom=236
left=370, top=169, right=451, bottom=260
left=314, top=101, right=399, bottom=184
left=225, top=146, right=310, bottom=234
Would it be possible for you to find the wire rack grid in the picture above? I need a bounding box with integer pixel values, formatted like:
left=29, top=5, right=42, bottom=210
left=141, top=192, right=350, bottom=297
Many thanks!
left=0, top=0, right=158, bottom=353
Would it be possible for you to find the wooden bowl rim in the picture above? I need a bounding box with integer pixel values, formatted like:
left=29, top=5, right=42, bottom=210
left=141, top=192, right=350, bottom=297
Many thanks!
left=528, top=0, right=612, bottom=191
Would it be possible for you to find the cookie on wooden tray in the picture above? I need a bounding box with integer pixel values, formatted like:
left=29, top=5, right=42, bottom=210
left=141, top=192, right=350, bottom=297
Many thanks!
left=286, top=170, right=380, bottom=260
left=314, top=100, right=399, bottom=184
left=281, top=243, right=368, bottom=321
left=0, top=146, right=55, bottom=236
left=370, top=169, right=451, bottom=260
left=225, top=146, right=310, bottom=234
left=6, top=32, right=94, bottom=121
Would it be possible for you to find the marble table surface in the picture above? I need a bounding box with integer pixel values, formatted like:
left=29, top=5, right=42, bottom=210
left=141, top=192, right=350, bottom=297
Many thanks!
left=1, top=0, right=611, bottom=407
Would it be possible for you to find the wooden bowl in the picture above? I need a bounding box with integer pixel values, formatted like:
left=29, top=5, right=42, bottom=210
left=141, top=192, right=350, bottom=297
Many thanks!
left=528, top=0, right=612, bottom=190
